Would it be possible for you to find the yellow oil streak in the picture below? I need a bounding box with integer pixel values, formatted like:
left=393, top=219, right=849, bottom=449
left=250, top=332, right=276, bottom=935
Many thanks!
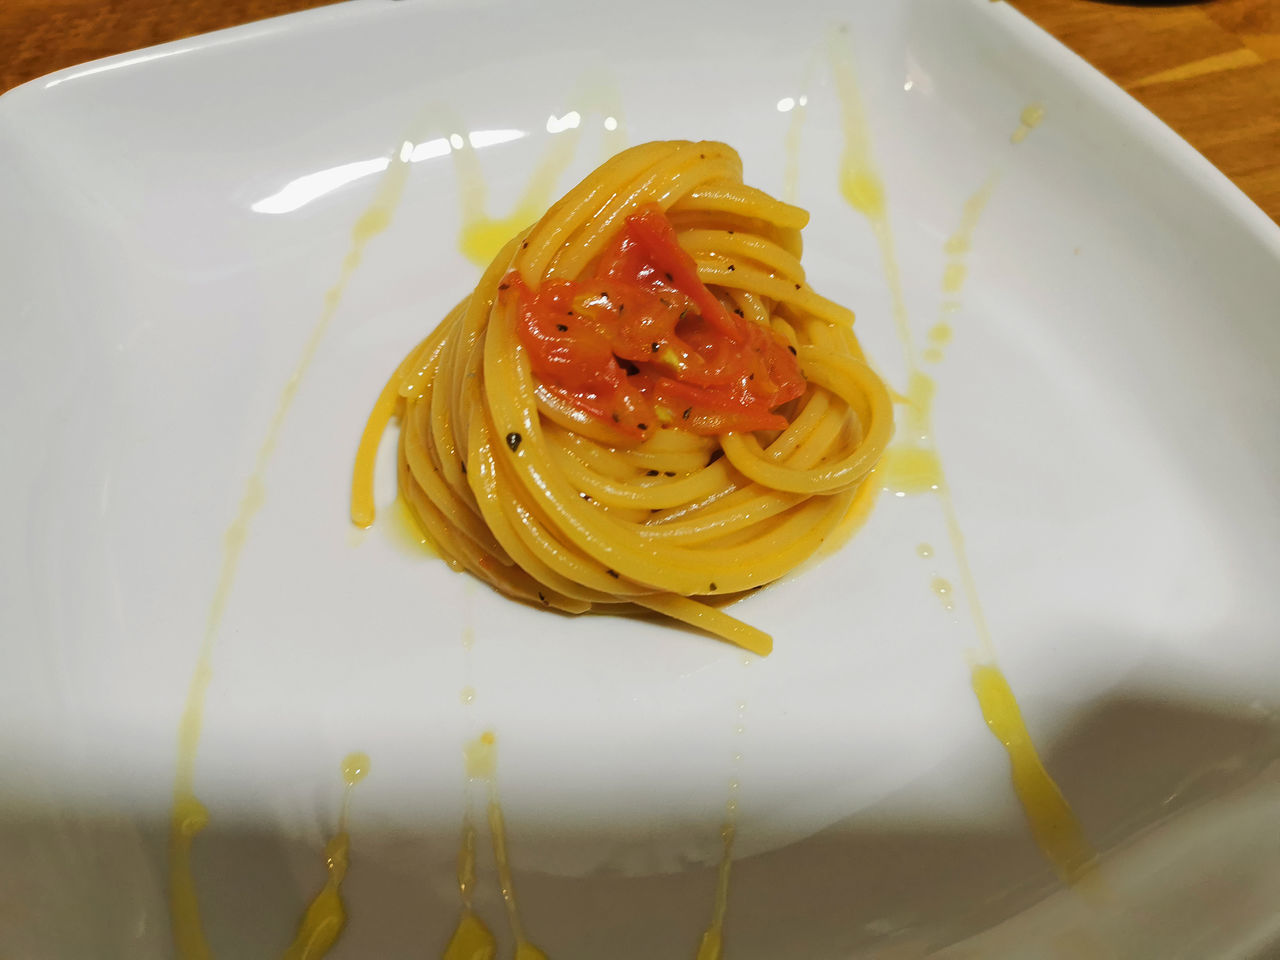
left=455, top=83, right=627, bottom=267
left=972, top=666, right=1095, bottom=883
left=694, top=697, right=748, bottom=959
left=694, top=820, right=736, bottom=960
left=830, top=31, right=1095, bottom=886
left=828, top=32, right=914, bottom=366
left=444, top=819, right=497, bottom=960
left=446, top=732, right=548, bottom=960
left=443, top=909, right=497, bottom=960
left=782, top=60, right=817, bottom=204
left=169, top=136, right=413, bottom=960
left=944, top=178, right=996, bottom=258
left=280, top=753, right=371, bottom=960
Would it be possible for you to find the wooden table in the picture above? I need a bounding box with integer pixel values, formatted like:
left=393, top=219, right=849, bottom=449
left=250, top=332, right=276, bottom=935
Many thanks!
left=1, top=0, right=1276, bottom=222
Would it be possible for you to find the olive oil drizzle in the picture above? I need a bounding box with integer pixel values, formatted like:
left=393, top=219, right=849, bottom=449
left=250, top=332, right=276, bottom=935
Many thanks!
left=447, top=732, right=548, bottom=960
left=455, top=84, right=628, bottom=267
left=169, top=136, right=414, bottom=960
left=829, top=32, right=1095, bottom=884
left=281, top=753, right=372, bottom=960
left=695, top=696, right=749, bottom=960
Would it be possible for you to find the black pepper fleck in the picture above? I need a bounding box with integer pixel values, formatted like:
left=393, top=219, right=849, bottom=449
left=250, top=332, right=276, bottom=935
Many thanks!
left=682, top=407, right=691, bottom=419
left=521, top=240, right=528, bottom=249
left=636, top=422, right=648, bottom=430
left=460, top=461, right=467, bottom=475
left=664, top=272, right=674, bottom=282
left=557, top=323, right=568, bottom=332
left=663, top=471, right=675, bottom=477
left=498, top=282, right=509, bottom=291
left=651, top=342, right=660, bottom=352
left=646, top=469, right=659, bottom=477
left=788, top=345, right=797, bottom=355
left=727, top=264, right=735, bottom=272
left=506, top=432, right=522, bottom=452
left=794, top=283, right=802, bottom=290
left=538, top=592, right=547, bottom=604
left=607, top=569, right=620, bottom=578
left=709, top=582, right=717, bottom=591
left=733, top=308, right=744, bottom=317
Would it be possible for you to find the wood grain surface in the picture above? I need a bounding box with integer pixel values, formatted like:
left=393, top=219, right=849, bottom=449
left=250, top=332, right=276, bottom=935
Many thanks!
left=0, top=0, right=1275, bottom=221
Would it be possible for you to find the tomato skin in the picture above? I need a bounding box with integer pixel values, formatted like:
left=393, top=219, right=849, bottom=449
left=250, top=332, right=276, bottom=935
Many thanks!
left=510, top=205, right=805, bottom=438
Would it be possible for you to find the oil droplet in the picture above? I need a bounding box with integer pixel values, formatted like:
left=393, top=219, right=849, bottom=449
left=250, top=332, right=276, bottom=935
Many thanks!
left=442, top=910, right=496, bottom=960
left=464, top=732, right=497, bottom=780
left=932, top=577, right=956, bottom=611
left=341, top=752, right=370, bottom=787
left=462, top=627, right=476, bottom=650
left=922, top=347, right=943, bottom=364
left=928, top=323, right=953, bottom=345
left=840, top=168, right=885, bottom=217
left=1011, top=103, right=1045, bottom=144
left=942, top=261, right=967, bottom=293
left=943, top=176, right=996, bottom=257
left=942, top=300, right=962, bottom=314
left=460, top=686, right=476, bottom=706
left=879, top=447, right=943, bottom=496
left=916, top=543, right=934, bottom=559
left=971, top=664, right=1095, bottom=883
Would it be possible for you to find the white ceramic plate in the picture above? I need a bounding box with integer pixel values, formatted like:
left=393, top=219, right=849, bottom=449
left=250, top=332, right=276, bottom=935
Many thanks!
left=2, top=1, right=1279, bottom=957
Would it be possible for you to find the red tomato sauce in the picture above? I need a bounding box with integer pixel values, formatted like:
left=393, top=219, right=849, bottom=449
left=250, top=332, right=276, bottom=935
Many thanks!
left=504, top=205, right=805, bottom=439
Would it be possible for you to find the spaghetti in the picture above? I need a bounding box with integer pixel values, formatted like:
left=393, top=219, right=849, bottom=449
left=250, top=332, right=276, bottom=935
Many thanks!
left=353, top=141, right=892, bottom=654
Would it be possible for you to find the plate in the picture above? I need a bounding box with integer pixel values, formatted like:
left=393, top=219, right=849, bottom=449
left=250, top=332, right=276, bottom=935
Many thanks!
left=2, top=0, right=1279, bottom=957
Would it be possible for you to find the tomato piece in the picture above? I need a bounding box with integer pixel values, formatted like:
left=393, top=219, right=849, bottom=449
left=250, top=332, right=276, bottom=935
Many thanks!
left=510, top=205, right=805, bottom=439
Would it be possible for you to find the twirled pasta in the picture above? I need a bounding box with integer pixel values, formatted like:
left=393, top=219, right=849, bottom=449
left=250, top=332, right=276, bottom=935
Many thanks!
left=352, top=141, right=892, bottom=654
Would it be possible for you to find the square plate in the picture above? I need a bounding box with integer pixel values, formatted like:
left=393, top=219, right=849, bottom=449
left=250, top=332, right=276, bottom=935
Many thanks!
left=2, top=0, right=1279, bottom=957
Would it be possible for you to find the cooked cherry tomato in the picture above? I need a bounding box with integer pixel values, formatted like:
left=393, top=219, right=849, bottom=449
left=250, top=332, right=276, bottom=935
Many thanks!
left=508, top=205, right=805, bottom=439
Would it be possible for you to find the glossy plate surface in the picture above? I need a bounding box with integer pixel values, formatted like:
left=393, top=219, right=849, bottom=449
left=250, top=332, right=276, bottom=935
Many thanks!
left=2, top=0, right=1279, bottom=957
